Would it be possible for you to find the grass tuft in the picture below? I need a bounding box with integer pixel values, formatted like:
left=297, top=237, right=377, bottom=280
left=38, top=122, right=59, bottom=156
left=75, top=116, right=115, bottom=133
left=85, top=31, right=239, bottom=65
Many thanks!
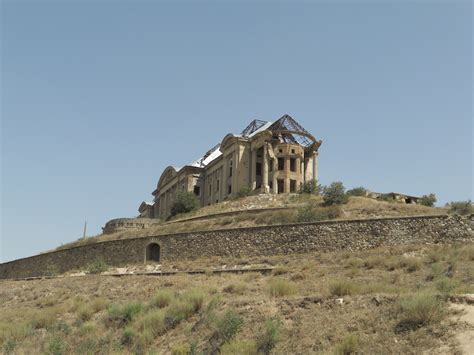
left=266, top=278, right=297, bottom=297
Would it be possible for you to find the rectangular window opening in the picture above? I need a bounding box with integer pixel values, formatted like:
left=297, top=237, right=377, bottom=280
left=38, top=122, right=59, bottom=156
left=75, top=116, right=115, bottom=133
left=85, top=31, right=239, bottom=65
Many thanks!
left=290, top=158, right=296, bottom=172
left=278, top=158, right=284, bottom=170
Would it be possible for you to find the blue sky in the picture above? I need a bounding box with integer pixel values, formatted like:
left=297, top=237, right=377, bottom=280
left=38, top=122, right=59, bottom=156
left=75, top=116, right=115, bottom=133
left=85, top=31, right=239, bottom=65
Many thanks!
left=1, top=1, right=472, bottom=263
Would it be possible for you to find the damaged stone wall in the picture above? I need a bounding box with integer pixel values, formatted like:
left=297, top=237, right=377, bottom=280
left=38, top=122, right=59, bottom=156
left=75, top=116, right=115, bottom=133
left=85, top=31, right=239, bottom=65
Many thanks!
left=1, top=214, right=472, bottom=279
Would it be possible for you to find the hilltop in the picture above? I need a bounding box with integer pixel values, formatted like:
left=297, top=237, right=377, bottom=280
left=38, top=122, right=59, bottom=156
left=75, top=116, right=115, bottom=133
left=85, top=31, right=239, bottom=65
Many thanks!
left=56, top=195, right=446, bottom=251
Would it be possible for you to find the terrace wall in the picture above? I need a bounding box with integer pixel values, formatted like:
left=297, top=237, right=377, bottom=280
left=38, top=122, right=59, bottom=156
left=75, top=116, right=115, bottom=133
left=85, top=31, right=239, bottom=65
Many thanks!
left=1, top=214, right=472, bottom=279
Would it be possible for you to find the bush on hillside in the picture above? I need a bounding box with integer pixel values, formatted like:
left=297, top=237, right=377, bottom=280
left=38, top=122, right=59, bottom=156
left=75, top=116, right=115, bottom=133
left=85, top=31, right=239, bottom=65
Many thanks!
left=87, top=259, right=108, bottom=274
left=419, top=193, right=437, bottom=207
left=170, top=192, right=200, bottom=217
left=446, top=200, right=473, bottom=215
left=346, top=187, right=368, bottom=197
left=322, top=182, right=349, bottom=205
left=237, top=186, right=252, bottom=198
left=299, top=179, right=323, bottom=195
left=296, top=204, right=341, bottom=223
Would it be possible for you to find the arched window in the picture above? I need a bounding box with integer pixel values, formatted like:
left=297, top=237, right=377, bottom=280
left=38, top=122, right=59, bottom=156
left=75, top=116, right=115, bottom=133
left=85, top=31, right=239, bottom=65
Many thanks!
left=146, top=243, right=161, bottom=262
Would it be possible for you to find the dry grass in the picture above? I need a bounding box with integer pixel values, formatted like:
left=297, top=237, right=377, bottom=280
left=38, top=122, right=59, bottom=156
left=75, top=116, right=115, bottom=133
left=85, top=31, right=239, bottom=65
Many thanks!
left=2, top=242, right=472, bottom=354
left=52, top=196, right=446, bottom=252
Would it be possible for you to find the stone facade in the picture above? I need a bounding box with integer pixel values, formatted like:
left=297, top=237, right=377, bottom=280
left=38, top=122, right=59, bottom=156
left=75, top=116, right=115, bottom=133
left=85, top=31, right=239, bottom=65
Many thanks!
left=1, top=214, right=472, bottom=279
left=143, top=115, right=322, bottom=219
left=102, top=218, right=161, bottom=234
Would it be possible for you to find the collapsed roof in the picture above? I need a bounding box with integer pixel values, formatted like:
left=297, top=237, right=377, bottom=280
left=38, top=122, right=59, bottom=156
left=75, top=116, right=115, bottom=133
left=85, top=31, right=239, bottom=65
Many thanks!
left=190, top=114, right=321, bottom=168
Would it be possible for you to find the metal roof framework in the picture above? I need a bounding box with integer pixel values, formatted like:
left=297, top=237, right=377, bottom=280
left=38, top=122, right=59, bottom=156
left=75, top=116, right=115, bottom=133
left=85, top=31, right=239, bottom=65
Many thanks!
left=240, top=119, right=269, bottom=137
left=268, top=114, right=321, bottom=151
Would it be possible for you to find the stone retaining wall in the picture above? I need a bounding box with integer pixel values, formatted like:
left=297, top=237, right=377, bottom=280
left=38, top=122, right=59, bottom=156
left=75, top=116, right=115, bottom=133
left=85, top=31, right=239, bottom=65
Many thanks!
left=1, top=214, right=473, bottom=279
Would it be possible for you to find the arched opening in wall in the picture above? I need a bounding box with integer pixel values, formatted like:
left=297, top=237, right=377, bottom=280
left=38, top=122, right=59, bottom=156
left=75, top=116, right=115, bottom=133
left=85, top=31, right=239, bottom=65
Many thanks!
left=146, top=243, right=161, bottom=262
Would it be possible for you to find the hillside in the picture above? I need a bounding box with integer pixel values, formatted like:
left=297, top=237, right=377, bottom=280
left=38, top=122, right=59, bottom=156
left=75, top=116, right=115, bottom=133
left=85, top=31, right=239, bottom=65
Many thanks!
left=55, top=195, right=447, bottom=251
left=1, top=243, right=473, bottom=354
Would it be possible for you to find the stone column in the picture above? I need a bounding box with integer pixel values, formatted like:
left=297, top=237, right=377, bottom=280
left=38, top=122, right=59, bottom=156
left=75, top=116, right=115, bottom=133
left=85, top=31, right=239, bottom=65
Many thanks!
left=285, top=157, right=291, bottom=193
left=272, top=158, right=278, bottom=194
left=222, top=157, right=228, bottom=198
left=232, top=148, right=239, bottom=195
left=251, top=148, right=257, bottom=190
left=313, top=152, right=318, bottom=181
left=261, top=144, right=269, bottom=193
left=220, top=166, right=225, bottom=201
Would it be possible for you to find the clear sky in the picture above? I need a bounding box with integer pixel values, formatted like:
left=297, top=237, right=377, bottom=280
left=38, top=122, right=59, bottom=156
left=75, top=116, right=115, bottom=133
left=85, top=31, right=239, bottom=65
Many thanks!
left=1, top=1, right=472, bottom=263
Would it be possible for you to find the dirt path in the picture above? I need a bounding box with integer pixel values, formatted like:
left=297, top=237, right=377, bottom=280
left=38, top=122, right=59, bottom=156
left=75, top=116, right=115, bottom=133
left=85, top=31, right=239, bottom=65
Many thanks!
left=451, top=297, right=474, bottom=354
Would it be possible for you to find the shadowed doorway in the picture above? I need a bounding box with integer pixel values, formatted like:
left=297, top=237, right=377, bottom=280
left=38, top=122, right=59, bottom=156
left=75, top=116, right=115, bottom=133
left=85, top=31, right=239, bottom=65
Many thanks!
left=146, top=243, right=161, bottom=262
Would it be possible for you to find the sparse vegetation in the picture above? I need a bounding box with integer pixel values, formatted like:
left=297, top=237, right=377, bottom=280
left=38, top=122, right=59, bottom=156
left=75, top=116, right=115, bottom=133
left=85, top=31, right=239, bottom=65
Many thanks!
left=170, top=191, right=200, bottom=217
left=87, top=259, right=108, bottom=274
left=299, top=179, right=323, bottom=195
left=266, top=278, right=297, bottom=297
left=446, top=200, right=473, bottom=215
left=334, top=334, right=359, bottom=355
left=419, top=193, right=437, bottom=207
left=2, top=243, right=472, bottom=354
left=296, top=204, right=341, bottom=222
left=323, top=181, right=349, bottom=205
left=329, top=279, right=355, bottom=296
left=397, top=292, right=445, bottom=330
left=346, top=187, right=367, bottom=197
left=237, top=186, right=252, bottom=198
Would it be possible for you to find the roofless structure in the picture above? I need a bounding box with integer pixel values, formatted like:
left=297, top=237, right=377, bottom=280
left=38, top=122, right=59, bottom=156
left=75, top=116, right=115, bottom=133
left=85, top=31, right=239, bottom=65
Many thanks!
left=138, top=114, right=322, bottom=219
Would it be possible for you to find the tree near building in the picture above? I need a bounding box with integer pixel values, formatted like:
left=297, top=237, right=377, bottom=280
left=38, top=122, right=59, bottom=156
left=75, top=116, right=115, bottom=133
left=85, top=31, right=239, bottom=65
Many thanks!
left=299, top=179, right=323, bottom=195
left=323, top=181, right=349, bottom=205
left=419, top=193, right=437, bottom=207
left=170, top=192, right=200, bottom=216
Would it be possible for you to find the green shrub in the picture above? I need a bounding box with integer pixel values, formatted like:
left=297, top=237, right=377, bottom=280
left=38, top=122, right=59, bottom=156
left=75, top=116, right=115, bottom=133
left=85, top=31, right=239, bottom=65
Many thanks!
left=47, top=336, right=67, bottom=355
left=181, top=289, right=205, bottom=313
left=300, top=179, right=323, bottom=195
left=346, top=187, right=367, bottom=197
left=329, top=279, right=355, bottom=296
left=323, top=182, right=349, bottom=205
left=79, top=322, right=96, bottom=336
left=30, top=308, right=59, bottom=329
left=256, top=317, right=281, bottom=354
left=419, top=193, right=437, bottom=207
left=150, top=290, right=174, bottom=308
left=3, top=339, right=16, bottom=355
left=165, top=290, right=205, bottom=327
left=398, top=292, right=445, bottom=329
left=77, top=305, right=94, bottom=321
left=135, top=309, right=167, bottom=336
left=446, top=200, right=473, bottom=215
left=107, top=302, right=144, bottom=324
left=334, top=334, right=359, bottom=355
left=170, top=192, right=200, bottom=216
left=214, top=309, right=244, bottom=343
left=87, top=259, right=108, bottom=274
left=237, top=186, right=252, bottom=198
left=267, top=278, right=297, bottom=297
left=171, top=343, right=192, bottom=355
left=296, top=204, right=341, bottom=223
left=221, top=339, right=258, bottom=355
left=436, top=277, right=458, bottom=296
left=121, top=327, right=136, bottom=346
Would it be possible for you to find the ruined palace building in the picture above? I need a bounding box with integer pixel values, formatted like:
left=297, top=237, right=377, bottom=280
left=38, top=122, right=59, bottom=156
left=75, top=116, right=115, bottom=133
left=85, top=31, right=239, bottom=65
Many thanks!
left=138, top=115, right=322, bottom=219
